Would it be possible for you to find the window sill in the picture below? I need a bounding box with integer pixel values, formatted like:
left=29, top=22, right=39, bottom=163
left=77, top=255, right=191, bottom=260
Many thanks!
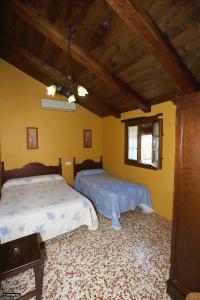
left=125, top=160, right=159, bottom=170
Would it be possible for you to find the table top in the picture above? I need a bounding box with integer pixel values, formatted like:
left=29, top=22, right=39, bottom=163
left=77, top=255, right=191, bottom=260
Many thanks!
left=0, top=233, right=41, bottom=276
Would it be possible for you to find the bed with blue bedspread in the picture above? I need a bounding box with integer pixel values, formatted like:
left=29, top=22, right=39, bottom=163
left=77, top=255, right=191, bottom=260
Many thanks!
left=74, top=168, right=153, bottom=229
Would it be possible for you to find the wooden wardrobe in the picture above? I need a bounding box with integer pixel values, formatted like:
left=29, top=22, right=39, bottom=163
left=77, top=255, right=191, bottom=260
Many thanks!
left=167, top=93, right=200, bottom=299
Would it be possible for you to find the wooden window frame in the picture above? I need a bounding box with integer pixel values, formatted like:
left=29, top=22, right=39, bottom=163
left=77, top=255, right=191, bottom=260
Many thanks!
left=122, top=114, right=163, bottom=170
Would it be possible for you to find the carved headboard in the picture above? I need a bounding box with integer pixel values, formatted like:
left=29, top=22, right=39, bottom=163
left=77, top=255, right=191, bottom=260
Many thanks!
left=73, top=156, right=103, bottom=179
left=0, top=159, right=62, bottom=187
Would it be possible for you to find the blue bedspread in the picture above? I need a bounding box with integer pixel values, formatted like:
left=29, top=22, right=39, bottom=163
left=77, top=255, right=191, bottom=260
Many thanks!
left=74, top=169, right=153, bottom=229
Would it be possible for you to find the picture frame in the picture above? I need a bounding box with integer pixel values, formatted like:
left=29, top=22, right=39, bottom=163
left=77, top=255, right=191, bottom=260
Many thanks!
left=27, top=127, right=38, bottom=149
left=84, top=129, right=92, bottom=148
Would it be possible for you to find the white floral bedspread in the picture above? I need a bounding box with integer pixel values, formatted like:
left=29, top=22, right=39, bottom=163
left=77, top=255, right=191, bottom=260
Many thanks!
left=0, top=177, right=98, bottom=243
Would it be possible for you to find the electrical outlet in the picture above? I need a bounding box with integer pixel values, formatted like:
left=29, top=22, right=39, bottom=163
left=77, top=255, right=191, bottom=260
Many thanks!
left=65, top=161, right=72, bottom=166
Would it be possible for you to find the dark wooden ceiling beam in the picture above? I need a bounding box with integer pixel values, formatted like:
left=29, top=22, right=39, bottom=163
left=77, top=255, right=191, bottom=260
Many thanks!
left=10, top=0, right=150, bottom=113
left=106, top=0, right=199, bottom=94
left=0, top=36, right=121, bottom=118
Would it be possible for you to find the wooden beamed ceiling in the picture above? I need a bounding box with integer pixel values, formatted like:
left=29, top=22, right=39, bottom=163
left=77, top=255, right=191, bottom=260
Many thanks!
left=106, top=0, right=199, bottom=94
left=0, top=0, right=199, bottom=118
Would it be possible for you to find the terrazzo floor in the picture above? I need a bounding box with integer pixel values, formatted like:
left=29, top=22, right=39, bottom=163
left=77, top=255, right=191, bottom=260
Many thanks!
left=1, top=209, right=172, bottom=300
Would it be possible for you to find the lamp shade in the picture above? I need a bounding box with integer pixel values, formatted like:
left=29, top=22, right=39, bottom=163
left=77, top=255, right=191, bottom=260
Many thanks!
left=68, top=94, right=76, bottom=103
left=77, top=85, right=89, bottom=97
left=47, top=85, right=57, bottom=97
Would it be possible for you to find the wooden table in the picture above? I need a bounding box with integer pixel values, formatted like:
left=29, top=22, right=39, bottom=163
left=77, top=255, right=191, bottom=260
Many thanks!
left=0, top=233, right=45, bottom=300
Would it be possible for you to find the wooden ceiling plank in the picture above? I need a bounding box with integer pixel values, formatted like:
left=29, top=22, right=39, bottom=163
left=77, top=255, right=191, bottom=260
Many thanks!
left=106, top=0, right=199, bottom=94
left=172, top=91, right=200, bottom=105
left=10, top=0, right=150, bottom=112
left=0, top=35, right=120, bottom=119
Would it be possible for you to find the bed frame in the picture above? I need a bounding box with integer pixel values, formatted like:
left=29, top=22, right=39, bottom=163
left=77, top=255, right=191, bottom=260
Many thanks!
left=73, top=156, right=103, bottom=179
left=0, top=158, right=62, bottom=187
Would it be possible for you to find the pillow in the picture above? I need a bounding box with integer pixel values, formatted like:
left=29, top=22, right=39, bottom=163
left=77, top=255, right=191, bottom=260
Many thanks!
left=74, top=169, right=106, bottom=187
left=2, top=174, right=64, bottom=189
left=76, top=169, right=106, bottom=177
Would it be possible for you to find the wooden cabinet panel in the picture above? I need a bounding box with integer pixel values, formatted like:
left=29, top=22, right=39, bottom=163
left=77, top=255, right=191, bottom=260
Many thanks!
left=167, top=94, right=200, bottom=299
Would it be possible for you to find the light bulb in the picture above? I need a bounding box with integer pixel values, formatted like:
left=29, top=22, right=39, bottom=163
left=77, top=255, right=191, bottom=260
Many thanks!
left=77, top=85, right=89, bottom=97
left=68, top=94, right=76, bottom=103
left=46, top=85, right=56, bottom=97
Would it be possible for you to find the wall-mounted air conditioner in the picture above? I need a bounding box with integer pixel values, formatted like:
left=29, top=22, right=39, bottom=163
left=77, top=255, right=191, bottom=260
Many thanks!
left=41, top=99, right=76, bottom=111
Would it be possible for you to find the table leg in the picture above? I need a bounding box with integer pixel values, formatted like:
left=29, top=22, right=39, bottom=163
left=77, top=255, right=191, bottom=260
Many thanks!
left=34, top=260, right=44, bottom=300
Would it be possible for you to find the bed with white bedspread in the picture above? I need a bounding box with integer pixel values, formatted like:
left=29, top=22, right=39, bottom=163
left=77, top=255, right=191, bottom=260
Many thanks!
left=0, top=174, right=98, bottom=244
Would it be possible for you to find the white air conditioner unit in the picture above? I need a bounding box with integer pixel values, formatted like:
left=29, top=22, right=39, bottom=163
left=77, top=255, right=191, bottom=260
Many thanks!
left=41, top=99, right=76, bottom=111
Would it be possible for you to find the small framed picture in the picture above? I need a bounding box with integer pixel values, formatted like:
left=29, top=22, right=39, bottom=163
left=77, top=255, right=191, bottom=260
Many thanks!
left=84, top=129, right=92, bottom=148
left=27, top=127, right=38, bottom=149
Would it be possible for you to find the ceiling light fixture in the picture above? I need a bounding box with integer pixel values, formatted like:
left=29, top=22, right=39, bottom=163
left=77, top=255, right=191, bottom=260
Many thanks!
left=46, top=25, right=89, bottom=102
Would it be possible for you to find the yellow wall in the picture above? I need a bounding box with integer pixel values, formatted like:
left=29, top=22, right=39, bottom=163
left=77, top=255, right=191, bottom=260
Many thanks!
left=0, top=59, right=103, bottom=184
left=102, top=102, right=176, bottom=219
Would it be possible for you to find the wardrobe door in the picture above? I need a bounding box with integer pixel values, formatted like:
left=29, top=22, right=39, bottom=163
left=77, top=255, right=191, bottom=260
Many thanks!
left=167, top=96, right=200, bottom=299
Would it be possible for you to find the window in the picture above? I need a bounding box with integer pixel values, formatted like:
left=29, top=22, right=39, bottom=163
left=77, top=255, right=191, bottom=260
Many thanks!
left=123, top=114, right=163, bottom=170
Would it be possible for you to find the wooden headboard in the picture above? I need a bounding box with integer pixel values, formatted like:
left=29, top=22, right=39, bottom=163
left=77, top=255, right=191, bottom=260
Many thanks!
left=0, top=158, right=62, bottom=186
left=73, top=156, right=103, bottom=179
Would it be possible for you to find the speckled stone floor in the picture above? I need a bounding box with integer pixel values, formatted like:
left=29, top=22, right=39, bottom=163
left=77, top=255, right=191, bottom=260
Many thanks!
left=1, top=210, right=172, bottom=300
